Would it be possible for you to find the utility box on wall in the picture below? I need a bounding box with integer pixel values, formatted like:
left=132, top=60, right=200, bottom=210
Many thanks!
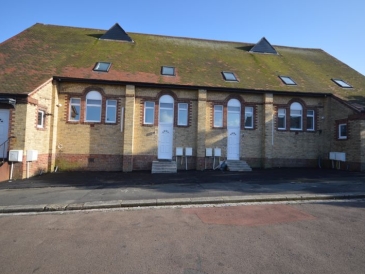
left=27, top=150, right=38, bottom=161
left=9, top=150, right=23, bottom=162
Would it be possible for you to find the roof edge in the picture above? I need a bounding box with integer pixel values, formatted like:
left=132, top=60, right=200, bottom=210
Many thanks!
left=54, top=76, right=332, bottom=98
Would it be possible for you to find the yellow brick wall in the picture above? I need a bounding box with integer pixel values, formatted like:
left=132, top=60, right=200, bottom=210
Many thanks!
left=57, top=83, right=125, bottom=155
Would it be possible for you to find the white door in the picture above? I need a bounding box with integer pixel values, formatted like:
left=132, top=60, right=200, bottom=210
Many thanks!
left=227, top=99, right=241, bottom=160
left=0, top=110, right=10, bottom=158
left=158, top=95, right=174, bottom=160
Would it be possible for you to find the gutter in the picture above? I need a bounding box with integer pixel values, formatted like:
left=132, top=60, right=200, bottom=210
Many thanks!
left=0, top=97, right=16, bottom=108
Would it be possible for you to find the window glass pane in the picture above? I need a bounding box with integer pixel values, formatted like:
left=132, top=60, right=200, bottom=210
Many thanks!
left=290, top=116, right=302, bottom=130
left=307, top=110, right=314, bottom=130
left=37, top=111, right=44, bottom=127
left=278, top=108, right=286, bottom=129
left=290, top=103, right=302, bottom=130
left=178, top=103, right=188, bottom=126
left=106, top=108, right=116, bottom=123
left=178, top=110, right=188, bottom=125
left=161, top=66, right=175, bottom=76
left=214, top=105, right=223, bottom=127
left=71, top=98, right=81, bottom=104
left=214, top=112, right=223, bottom=127
left=245, top=107, right=253, bottom=116
left=160, top=103, right=173, bottom=109
left=144, top=102, right=154, bottom=124
left=69, top=98, right=81, bottom=121
left=245, top=116, right=253, bottom=128
left=278, top=117, right=285, bottom=129
left=278, top=109, right=285, bottom=116
left=94, top=62, right=111, bottom=72
left=86, top=106, right=101, bottom=121
left=339, top=124, right=347, bottom=138
left=280, top=76, right=296, bottom=85
left=106, top=100, right=117, bottom=123
left=86, top=93, right=101, bottom=122
left=223, top=72, right=237, bottom=81
left=333, top=79, right=352, bottom=88
left=291, top=109, right=302, bottom=116
left=228, top=106, right=240, bottom=112
left=228, top=112, right=240, bottom=127
left=87, top=99, right=102, bottom=105
left=215, top=105, right=223, bottom=111
left=307, top=117, right=314, bottom=130
left=160, top=109, right=173, bottom=123
left=107, top=100, right=117, bottom=106
left=145, top=102, right=154, bottom=108
left=145, top=109, right=154, bottom=124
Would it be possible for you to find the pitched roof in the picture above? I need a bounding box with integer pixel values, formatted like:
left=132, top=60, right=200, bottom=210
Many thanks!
left=0, top=23, right=364, bottom=110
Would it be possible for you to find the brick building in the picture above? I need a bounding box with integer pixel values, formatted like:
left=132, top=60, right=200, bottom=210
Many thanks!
left=0, top=23, right=364, bottom=180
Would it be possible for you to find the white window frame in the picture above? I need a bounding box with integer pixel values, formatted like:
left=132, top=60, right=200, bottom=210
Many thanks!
left=214, top=105, right=223, bottom=127
left=306, top=110, right=315, bottom=131
left=338, top=123, right=347, bottom=139
left=177, top=103, right=188, bottom=126
left=85, top=91, right=102, bottom=122
left=37, top=110, right=45, bottom=128
left=144, top=101, right=155, bottom=125
left=105, top=99, right=117, bottom=123
left=69, top=98, right=81, bottom=121
left=277, top=108, right=286, bottom=130
left=290, top=102, right=302, bottom=130
left=244, top=106, right=254, bottom=129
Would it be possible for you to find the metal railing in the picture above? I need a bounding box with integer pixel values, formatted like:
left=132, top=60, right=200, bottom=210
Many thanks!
left=0, top=136, right=15, bottom=164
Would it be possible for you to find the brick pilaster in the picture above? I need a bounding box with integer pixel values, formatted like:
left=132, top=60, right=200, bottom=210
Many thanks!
left=263, top=93, right=274, bottom=168
left=122, top=85, right=135, bottom=172
left=196, top=89, right=207, bottom=170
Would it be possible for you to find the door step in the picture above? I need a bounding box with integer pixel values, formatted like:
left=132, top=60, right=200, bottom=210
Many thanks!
left=226, top=160, right=252, bottom=172
left=151, top=161, right=177, bottom=174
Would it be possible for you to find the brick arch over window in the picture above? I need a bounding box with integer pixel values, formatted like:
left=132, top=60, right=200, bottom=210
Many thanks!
left=223, top=94, right=245, bottom=106
left=82, top=86, right=106, bottom=98
left=155, top=90, right=178, bottom=102
left=287, top=98, right=308, bottom=108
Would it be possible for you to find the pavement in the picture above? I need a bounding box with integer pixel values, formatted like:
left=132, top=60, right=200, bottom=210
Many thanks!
left=0, top=168, right=365, bottom=214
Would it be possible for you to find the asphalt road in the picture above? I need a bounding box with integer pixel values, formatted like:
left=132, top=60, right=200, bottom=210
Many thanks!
left=1, top=200, right=364, bottom=274
left=1, top=168, right=365, bottom=207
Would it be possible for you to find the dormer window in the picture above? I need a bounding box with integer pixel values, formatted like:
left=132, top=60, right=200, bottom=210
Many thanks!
left=93, top=62, right=111, bottom=72
left=161, top=66, right=175, bottom=76
left=332, top=79, right=352, bottom=88
left=279, top=76, right=296, bottom=85
left=222, top=72, right=238, bottom=82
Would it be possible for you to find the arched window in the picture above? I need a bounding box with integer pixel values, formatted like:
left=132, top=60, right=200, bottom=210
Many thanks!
left=85, top=91, right=102, bottom=122
left=290, top=102, right=302, bottom=130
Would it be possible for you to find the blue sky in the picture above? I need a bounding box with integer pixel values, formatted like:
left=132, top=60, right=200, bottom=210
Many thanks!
left=1, top=0, right=364, bottom=75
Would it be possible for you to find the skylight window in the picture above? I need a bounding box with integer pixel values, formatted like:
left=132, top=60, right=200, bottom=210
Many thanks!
left=93, top=62, right=111, bottom=72
left=161, top=66, right=175, bottom=76
left=332, top=79, right=352, bottom=88
left=222, top=72, right=238, bottom=82
left=279, top=76, right=296, bottom=85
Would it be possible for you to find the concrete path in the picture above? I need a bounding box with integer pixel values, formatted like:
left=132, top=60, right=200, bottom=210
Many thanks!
left=0, top=168, right=365, bottom=213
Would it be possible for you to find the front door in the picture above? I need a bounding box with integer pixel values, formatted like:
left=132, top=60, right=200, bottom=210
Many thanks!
left=227, top=99, right=241, bottom=160
left=0, top=110, right=10, bottom=158
left=158, top=95, right=174, bottom=160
